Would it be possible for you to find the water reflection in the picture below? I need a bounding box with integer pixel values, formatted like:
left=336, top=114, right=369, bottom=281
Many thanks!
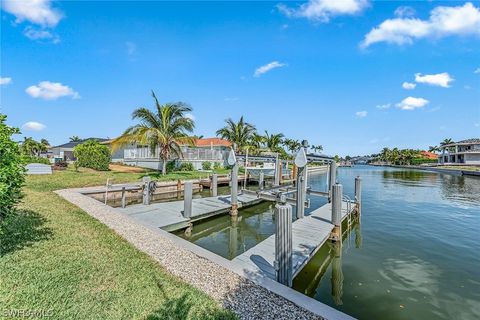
left=177, top=201, right=276, bottom=260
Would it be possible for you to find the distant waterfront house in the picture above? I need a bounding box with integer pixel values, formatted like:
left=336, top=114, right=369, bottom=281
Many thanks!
left=439, top=138, right=480, bottom=165
left=50, top=138, right=109, bottom=162
left=117, top=137, right=232, bottom=170
left=419, top=151, right=438, bottom=160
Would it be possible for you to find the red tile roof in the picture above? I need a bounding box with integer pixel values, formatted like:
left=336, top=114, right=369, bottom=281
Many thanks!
left=420, top=151, right=438, bottom=159
left=193, top=138, right=231, bottom=147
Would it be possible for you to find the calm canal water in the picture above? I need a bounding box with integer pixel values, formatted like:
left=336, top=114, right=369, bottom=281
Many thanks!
left=178, top=166, right=480, bottom=319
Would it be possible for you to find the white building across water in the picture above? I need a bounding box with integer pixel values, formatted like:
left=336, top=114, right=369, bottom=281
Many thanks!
left=112, top=137, right=232, bottom=170
left=439, top=138, right=480, bottom=165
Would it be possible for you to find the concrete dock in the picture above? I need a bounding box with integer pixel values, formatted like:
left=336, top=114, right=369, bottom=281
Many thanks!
left=115, top=193, right=262, bottom=231
left=232, top=201, right=354, bottom=280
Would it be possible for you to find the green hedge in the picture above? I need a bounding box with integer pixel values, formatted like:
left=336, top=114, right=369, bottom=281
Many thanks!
left=22, top=156, right=51, bottom=165
left=0, top=114, right=25, bottom=217
left=178, top=162, right=194, bottom=171
left=411, top=158, right=438, bottom=165
left=74, top=140, right=111, bottom=171
left=202, top=161, right=212, bottom=170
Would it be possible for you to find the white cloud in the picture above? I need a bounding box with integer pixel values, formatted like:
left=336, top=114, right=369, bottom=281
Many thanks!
left=415, top=72, right=454, bottom=88
left=24, top=26, right=59, bottom=43
left=254, top=61, right=287, bottom=77
left=474, top=68, right=480, bottom=74
left=22, top=121, right=46, bottom=131
left=355, top=111, right=368, bottom=118
left=361, top=2, right=480, bottom=48
left=184, top=113, right=195, bottom=121
left=1, top=0, right=62, bottom=27
left=394, top=6, right=416, bottom=18
left=0, top=77, right=12, bottom=85
left=396, top=97, right=429, bottom=110
left=376, top=103, right=391, bottom=109
left=26, top=81, right=80, bottom=100
left=278, top=0, right=369, bottom=22
left=125, top=41, right=137, bottom=56
left=402, top=82, right=416, bottom=90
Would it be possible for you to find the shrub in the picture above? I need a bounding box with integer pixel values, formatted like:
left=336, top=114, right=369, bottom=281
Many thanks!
left=53, top=160, right=68, bottom=170
left=213, top=162, right=222, bottom=171
left=0, top=114, right=25, bottom=218
left=73, top=140, right=111, bottom=171
left=202, top=161, right=212, bottom=170
left=178, top=162, right=194, bottom=171
left=21, top=156, right=51, bottom=165
left=166, top=161, right=177, bottom=173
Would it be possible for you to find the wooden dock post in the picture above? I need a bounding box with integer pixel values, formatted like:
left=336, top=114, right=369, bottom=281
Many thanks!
left=274, top=200, right=293, bottom=287
left=294, top=144, right=308, bottom=219
left=292, top=164, right=297, bottom=186
left=211, top=174, right=218, bottom=197
left=259, top=171, right=265, bottom=190
left=183, top=181, right=193, bottom=218
left=331, top=241, right=344, bottom=306
left=274, top=154, right=281, bottom=186
left=354, top=176, right=362, bottom=216
left=177, top=179, right=182, bottom=199
left=331, top=183, right=343, bottom=242
left=142, top=176, right=151, bottom=205
left=121, top=187, right=126, bottom=208
left=328, top=161, right=337, bottom=203
left=228, top=148, right=238, bottom=216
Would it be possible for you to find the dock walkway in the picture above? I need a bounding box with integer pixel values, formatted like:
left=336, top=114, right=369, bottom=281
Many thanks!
left=115, top=193, right=261, bottom=231
left=232, top=201, right=353, bottom=280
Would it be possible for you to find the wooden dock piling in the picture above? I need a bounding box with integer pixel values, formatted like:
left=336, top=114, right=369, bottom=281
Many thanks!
left=331, top=183, right=342, bottom=242
left=183, top=181, right=193, bottom=218
left=259, top=171, right=265, bottom=190
left=142, top=176, right=151, bottom=205
left=355, top=176, right=362, bottom=216
left=121, top=187, right=126, bottom=208
left=229, top=151, right=239, bottom=216
left=211, top=174, right=218, bottom=197
left=328, top=161, right=337, bottom=202
left=275, top=201, right=293, bottom=287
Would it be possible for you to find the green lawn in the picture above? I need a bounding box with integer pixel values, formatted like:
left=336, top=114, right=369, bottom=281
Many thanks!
left=0, top=169, right=235, bottom=319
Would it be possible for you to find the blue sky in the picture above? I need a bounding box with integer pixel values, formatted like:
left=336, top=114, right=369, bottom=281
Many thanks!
left=1, top=0, right=479, bottom=156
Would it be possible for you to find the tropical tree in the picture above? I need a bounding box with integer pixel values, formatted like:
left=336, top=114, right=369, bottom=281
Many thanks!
left=112, top=91, right=195, bottom=175
left=216, top=116, right=256, bottom=153
left=440, top=138, right=453, bottom=146
left=428, top=145, right=440, bottom=153
left=263, top=130, right=285, bottom=154
left=311, top=144, right=323, bottom=154
left=20, top=137, right=47, bottom=156
left=69, top=136, right=81, bottom=142
left=40, top=138, right=50, bottom=146
left=283, top=138, right=301, bottom=156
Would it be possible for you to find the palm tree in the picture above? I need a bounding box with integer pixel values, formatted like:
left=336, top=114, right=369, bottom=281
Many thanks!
left=69, top=136, right=81, bottom=142
left=40, top=138, right=50, bottom=146
left=263, top=130, right=285, bottom=154
left=428, top=145, right=439, bottom=153
left=112, top=91, right=195, bottom=175
left=283, top=138, right=301, bottom=156
left=311, top=144, right=323, bottom=154
left=20, top=137, right=46, bottom=156
left=440, top=138, right=453, bottom=146
left=216, top=116, right=256, bottom=153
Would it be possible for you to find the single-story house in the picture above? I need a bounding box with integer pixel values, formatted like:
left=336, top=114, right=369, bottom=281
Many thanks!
left=50, top=138, right=110, bottom=162
left=439, top=138, right=480, bottom=165
left=114, top=137, right=232, bottom=170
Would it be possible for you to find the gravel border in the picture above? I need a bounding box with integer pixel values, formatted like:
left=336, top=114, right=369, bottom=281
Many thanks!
left=56, top=188, right=354, bottom=320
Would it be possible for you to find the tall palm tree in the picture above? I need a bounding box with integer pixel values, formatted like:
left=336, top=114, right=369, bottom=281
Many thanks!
left=112, top=91, right=195, bottom=175
left=216, top=116, right=256, bottom=153
left=428, top=145, right=439, bottom=153
left=20, top=137, right=45, bottom=156
left=263, top=130, right=285, bottom=154
left=69, top=136, right=81, bottom=142
left=440, top=138, right=453, bottom=146
left=311, top=144, right=323, bottom=154
left=283, top=138, right=301, bottom=156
